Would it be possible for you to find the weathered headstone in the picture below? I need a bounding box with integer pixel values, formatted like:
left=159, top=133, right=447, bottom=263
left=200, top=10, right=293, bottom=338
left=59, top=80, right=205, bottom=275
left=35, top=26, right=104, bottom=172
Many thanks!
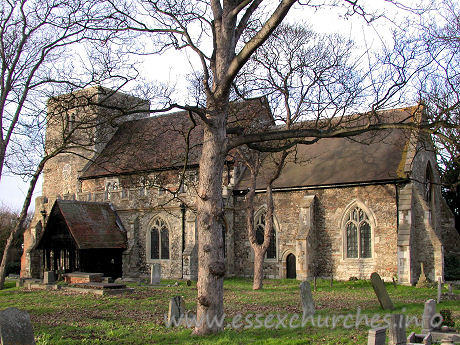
left=0, top=307, right=36, bottom=345
left=150, top=263, right=161, bottom=285
left=370, top=272, right=394, bottom=310
left=388, top=314, right=406, bottom=345
left=416, top=263, right=430, bottom=288
left=43, top=271, right=55, bottom=285
left=167, top=296, right=185, bottom=325
left=368, top=327, right=387, bottom=345
left=300, top=281, right=315, bottom=316
left=437, top=278, right=442, bottom=304
left=421, top=299, right=437, bottom=334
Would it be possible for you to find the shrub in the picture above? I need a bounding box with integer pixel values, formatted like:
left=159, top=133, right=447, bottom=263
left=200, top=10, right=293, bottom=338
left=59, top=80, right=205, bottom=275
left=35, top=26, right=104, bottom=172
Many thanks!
left=445, top=255, right=460, bottom=281
left=440, top=309, right=456, bottom=328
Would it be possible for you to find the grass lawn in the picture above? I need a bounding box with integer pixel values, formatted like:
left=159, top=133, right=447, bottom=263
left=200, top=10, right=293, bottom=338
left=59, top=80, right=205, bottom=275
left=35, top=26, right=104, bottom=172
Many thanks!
left=0, top=278, right=458, bottom=344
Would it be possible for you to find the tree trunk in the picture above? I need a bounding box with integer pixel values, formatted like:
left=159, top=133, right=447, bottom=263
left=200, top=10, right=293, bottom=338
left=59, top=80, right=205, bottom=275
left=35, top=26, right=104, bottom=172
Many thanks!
left=0, top=231, right=15, bottom=289
left=0, top=156, right=48, bottom=289
left=193, top=104, right=227, bottom=335
left=253, top=248, right=265, bottom=290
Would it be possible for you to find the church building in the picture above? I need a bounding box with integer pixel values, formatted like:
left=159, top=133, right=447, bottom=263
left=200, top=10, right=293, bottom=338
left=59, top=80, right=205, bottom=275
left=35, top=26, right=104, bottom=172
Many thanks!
left=20, top=86, right=460, bottom=285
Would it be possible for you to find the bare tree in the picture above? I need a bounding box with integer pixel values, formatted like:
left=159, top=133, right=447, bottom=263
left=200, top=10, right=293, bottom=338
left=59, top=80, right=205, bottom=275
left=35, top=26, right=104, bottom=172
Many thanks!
left=235, top=24, right=363, bottom=290
left=103, top=0, right=460, bottom=334
left=0, top=0, right=150, bottom=289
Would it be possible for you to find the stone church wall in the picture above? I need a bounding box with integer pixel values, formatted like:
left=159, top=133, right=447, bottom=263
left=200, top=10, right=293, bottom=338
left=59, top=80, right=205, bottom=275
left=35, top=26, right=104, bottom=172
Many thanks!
left=233, top=184, right=399, bottom=281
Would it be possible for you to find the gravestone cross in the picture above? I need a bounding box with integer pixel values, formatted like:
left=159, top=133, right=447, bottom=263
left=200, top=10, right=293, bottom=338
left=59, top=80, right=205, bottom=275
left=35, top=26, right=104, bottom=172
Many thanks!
left=370, top=272, right=394, bottom=310
left=0, top=307, right=36, bottom=345
left=300, top=281, right=315, bottom=316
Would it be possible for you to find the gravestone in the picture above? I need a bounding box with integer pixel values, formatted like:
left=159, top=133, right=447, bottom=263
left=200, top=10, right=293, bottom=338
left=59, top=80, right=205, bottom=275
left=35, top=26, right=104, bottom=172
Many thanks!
left=0, top=307, right=36, bottom=345
left=150, top=264, right=161, bottom=285
left=388, top=314, right=406, bottom=345
left=168, top=296, right=185, bottom=325
left=421, top=299, right=437, bottom=334
left=370, top=272, right=394, bottom=310
left=407, top=332, right=432, bottom=345
left=43, top=271, right=55, bottom=285
left=447, top=283, right=453, bottom=296
left=368, top=327, right=387, bottom=345
left=437, top=278, right=442, bottom=304
left=300, top=281, right=315, bottom=316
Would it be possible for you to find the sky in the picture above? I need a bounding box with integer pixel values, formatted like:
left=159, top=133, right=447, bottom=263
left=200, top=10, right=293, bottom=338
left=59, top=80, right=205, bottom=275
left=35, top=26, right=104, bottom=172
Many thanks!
left=0, top=0, right=427, bottom=213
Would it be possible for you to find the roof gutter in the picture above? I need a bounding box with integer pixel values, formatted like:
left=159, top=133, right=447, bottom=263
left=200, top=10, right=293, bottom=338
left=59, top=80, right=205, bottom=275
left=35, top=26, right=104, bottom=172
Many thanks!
left=233, top=178, right=410, bottom=195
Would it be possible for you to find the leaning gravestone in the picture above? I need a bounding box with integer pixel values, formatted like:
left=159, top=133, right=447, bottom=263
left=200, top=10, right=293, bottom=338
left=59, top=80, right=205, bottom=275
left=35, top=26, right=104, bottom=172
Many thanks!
left=168, top=296, right=185, bottom=325
left=150, top=263, right=161, bottom=285
left=388, top=314, right=406, bottom=345
left=0, top=307, right=36, bottom=345
left=370, top=272, right=394, bottom=310
left=421, top=299, right=437, bottom=334
left=300, top=281, right=315, bottom=316
left=368, top=327, right=387, bottom=345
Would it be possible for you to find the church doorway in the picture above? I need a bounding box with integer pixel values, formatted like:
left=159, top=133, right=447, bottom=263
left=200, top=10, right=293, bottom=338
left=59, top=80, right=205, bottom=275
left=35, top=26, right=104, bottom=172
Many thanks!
left=286, top=253, right=296, bottom=279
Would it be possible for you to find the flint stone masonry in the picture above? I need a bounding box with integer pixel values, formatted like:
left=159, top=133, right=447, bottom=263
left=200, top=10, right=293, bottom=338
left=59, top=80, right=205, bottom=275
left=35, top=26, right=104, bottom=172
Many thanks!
left=371, top=272, right=394, bottom=310
left=299, top=281, right=315, bottom=316
left=0, top=307, right=36, bottom=345
left=20, top=89, right=460, bottom=284
left=368, top=327, right=387, bottom=345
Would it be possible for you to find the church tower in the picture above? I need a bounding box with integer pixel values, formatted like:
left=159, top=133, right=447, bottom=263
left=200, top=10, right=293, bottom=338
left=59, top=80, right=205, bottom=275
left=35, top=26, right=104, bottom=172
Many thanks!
left=42, top=86, right=150, bottom=199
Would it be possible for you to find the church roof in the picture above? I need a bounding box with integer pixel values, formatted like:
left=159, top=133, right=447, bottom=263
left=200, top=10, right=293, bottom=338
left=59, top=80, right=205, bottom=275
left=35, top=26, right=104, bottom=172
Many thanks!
left=234, top=107, right=420, bottom=190
left=81, top=98, right=272, bottom=179
left=39, top=200, right=127, bottom=249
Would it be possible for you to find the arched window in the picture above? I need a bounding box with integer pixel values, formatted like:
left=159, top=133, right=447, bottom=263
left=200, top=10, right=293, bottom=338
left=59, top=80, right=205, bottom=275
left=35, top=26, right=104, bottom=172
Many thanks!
left=255, top=211, right=277, bottom=259
left=345, top=206, right=372, bottom=259
left=425, top=163, right=433, bottom=204
left=150, top=218, right=169, bottom=260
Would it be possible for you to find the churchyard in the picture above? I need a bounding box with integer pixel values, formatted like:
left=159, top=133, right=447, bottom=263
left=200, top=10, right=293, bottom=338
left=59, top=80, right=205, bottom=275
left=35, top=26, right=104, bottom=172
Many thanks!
left=0, top=277, right=459, bottom=344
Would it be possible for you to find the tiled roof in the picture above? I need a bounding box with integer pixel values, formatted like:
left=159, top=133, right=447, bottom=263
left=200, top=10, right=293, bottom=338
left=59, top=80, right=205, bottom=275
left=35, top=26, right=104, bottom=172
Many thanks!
left=81, top=98, right=272, bottom=178
left=234, top=107, right=420, bottom=190
left=42, top=200, right=127, bottom=249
